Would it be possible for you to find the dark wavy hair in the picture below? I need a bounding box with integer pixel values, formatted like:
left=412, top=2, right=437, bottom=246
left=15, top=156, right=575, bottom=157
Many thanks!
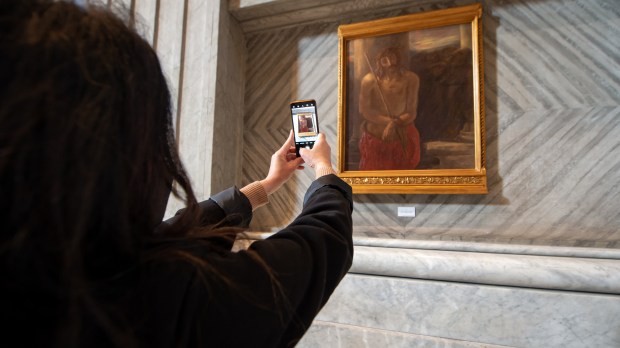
left=0, top=0, right=228, bottom=346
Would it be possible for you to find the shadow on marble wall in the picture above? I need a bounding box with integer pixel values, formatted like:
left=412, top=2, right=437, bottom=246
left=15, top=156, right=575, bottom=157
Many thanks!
left=242, top=25, right=320, bottom=228
left=243, top=0, right=620, bottom=248
left=244, top=1, right=510, bottom=232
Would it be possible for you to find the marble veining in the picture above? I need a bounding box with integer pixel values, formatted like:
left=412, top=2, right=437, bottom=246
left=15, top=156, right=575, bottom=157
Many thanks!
left=129, top=0, right=620, bottom=346
left=298, top=321, right=511, bottom=348
left=242, top=0, right=620, bottom=248
left=133, top=0, right=156, bottom=45
left=316, top=274, right=620, bottom=347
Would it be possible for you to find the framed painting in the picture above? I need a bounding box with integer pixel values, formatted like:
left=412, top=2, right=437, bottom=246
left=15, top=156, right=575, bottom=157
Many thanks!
left=337, top=4, right=487, bottom=194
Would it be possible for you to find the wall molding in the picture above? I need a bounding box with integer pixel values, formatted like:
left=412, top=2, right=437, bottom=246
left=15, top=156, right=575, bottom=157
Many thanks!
left=353, top=237, right=620, bottom=259
left=350, top=245, right=620, bottom=294
left=241, top=233, right=620, bottom=294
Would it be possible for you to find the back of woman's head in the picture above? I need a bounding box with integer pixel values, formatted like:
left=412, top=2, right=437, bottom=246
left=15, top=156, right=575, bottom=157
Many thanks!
left=0, top=0, right=199, bottom=345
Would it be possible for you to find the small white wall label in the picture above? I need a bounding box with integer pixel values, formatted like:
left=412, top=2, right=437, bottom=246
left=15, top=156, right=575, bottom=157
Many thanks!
left=397, top=207, right=416, bottom=217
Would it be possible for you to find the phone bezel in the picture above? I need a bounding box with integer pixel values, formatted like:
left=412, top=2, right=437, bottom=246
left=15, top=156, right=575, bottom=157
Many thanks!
left=290, top=99, right=319, bottom=156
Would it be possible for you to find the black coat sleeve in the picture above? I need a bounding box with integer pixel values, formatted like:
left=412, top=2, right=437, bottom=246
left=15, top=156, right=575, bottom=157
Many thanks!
left=156, top=186, right=253, bottom=239
left=188, top=174, right=353, bottom=347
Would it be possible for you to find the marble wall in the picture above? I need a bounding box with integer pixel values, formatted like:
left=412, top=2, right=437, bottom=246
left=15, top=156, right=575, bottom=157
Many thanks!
left=131, top=0, right=246, bottom=217
left=239, top=0, right=620, bottom=249
left=128, top=0, right=620, bottom=346
left=132, top=0, right=620, bottom=248
left=299, top=273, right=620, bottom=347
left=232, top=0, right=620, bottom=346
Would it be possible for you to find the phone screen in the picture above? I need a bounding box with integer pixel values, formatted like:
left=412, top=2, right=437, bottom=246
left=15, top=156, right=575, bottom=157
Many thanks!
left=290, top=100, right=319, bottom=156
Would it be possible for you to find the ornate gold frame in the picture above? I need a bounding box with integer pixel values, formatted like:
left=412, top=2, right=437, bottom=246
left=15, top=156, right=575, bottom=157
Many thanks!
left=337, top=4, right=486, bottom=194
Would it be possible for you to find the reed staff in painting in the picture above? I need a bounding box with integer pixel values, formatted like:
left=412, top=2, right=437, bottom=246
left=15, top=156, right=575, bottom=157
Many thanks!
left=358, top=47, right=421, bottom=170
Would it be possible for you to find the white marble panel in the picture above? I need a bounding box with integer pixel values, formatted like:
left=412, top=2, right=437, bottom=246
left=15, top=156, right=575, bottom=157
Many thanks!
left=210, top=7, right=246, bottom=193
left=110, top=0, right=132, bottom=12
left=133, top=0, right=156, bottom=44
left=230, top=0, right=425, bottom=33
left=229, top=0, right=342, bottom=22
left=149, top=1, right=187, bottom=218
left=154, top=0, right=185, bottom=127
left=299, top=321, right=510, bottom=348
left=176, top=0, right=221, bottom=202
left=317, top=274, right=620, bottom=347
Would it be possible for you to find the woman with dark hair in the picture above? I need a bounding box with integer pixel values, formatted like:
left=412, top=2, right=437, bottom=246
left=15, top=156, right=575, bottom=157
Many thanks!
left=0, top=1, right=353, bottom=347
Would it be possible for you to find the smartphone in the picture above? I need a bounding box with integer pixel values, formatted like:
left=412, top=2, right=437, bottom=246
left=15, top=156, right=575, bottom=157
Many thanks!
left=290, top=99, right=319, bottom=157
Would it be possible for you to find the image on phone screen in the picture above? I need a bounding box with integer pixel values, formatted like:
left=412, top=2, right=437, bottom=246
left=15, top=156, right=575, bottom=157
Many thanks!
left=290, top=100, right=319, bottom=156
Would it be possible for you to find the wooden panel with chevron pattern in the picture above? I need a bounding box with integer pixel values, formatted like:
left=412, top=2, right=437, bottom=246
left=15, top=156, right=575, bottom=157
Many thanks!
left=242, top=0, right=620, bottom=248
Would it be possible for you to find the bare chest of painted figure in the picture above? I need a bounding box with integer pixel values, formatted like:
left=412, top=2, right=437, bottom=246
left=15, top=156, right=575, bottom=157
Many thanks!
left=377, top=76, right=409, bottom=116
